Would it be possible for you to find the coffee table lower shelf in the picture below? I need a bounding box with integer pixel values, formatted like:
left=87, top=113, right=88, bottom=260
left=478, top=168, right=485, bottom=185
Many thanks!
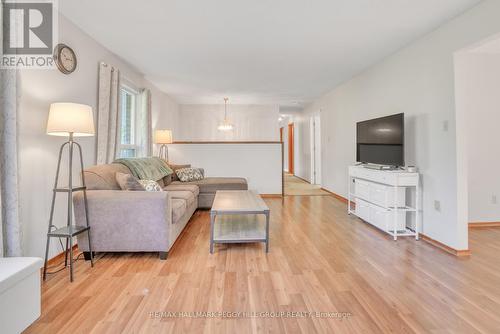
left=210, top=214, right=269, bottom=253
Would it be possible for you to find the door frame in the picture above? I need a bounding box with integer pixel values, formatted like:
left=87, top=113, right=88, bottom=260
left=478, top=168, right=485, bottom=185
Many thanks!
left=288, top=123, right=294, bottom=174
left=310, top=114, right=321, bottom=184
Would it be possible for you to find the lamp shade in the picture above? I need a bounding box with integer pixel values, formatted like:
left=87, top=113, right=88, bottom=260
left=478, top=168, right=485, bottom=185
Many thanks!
left=154, top=129, right=173, bottom=144
left=47, top=103, right=95, bottom=137
left=217, top=120, right=234, bottom=131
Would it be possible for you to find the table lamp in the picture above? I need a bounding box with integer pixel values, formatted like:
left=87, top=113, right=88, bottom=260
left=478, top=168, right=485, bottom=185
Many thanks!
left=154, top=129, right=173, bottom=162
left=43, top=102, right=95, bottom=282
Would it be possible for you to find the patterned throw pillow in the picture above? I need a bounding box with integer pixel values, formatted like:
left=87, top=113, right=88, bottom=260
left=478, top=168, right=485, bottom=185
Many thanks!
left=175, top=168, right=204, bottom=182
left=137, top=179, right=163, bottom=192
left=167, top=164, right=191, bottom=182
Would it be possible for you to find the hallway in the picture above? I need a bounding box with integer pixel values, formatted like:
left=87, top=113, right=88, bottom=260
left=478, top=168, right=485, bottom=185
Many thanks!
left=284, top=173, right=329, bottom=196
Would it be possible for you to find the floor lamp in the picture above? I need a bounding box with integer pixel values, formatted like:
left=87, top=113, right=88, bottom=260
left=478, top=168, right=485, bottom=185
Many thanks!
left=43, top=103, right=95, bottom=282
left=154, top=129, right=173, bottom=162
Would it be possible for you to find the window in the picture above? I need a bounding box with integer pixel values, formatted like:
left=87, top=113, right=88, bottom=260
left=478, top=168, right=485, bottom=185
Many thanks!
left=117, top=82, right=151, bottom=159
left=118, top=86, right=138, bottom=158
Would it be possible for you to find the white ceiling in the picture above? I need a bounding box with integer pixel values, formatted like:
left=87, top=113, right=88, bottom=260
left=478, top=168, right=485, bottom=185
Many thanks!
left=60, top=0, right=481, bottom=106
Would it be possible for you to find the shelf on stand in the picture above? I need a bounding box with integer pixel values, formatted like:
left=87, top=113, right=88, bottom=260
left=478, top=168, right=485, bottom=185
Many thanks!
left=48, top=225, right=90, bottom=237
left=53, top=186, right=87, bottom=193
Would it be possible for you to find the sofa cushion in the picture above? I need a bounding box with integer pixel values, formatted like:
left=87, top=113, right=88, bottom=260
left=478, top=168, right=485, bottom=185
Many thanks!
left=171, top=177, right=247, bottom=194
left=164, top=184, right=200, bottom=197
left=162, top=174, right=172, bottom=187
left=84, top=164, right=131, bottom=190
left=170, top=190, right=196, bottom=208
left=115, top=172, right=144, bottom=191
left=171, top=199, right=187, bottom=223
left=198, top=193, right=216, bottom=209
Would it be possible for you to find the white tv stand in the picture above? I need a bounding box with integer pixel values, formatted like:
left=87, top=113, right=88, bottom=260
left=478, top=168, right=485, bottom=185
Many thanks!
left=347, top=166, right=420, bottom=240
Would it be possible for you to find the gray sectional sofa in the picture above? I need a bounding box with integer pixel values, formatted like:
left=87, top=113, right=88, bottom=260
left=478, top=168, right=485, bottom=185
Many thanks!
left=73, top=162, right=247, bottom=259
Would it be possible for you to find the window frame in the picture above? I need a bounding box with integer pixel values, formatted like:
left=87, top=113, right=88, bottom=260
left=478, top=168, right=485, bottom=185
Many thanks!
left=117, top=82, right=140, bottom=158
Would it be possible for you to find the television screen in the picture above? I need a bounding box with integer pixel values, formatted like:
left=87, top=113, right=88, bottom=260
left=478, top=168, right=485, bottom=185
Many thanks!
left=356, top=113, right=404, bottom=166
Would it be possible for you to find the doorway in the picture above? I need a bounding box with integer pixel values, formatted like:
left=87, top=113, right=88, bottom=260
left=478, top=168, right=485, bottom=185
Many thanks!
left=455, top=33, right=500, bottom=250
left=283, top=117, right=329, bottom=196
left=310, top=114, right=321, bottom=185
left=288, top=123, right=294, bottom=174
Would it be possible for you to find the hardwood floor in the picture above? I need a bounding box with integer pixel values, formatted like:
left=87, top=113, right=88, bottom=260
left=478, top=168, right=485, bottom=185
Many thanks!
left=26, top=196, right=500, bottom=334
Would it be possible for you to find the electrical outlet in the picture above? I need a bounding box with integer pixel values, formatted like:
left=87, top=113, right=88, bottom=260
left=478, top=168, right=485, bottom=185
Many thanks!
left=434, top=200, right=441, bottom=211
left=443, top=121, right=449, bottom=132
left=492, top=195, right=497, bottom=205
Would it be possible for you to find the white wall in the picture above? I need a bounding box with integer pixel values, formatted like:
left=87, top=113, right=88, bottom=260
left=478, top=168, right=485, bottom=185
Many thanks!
left=302, top=0, right=500, bottom=250
left=293, top=113, right=313, bottom=182
left=169, top=143, right=282, bottom=194
left=455, top=52, right=500, bottom=223
left=177, top=104, right=279, bottom=141
left=152, top=87, right=179, bottom=137
left=18, top=15, right=179, bottom=259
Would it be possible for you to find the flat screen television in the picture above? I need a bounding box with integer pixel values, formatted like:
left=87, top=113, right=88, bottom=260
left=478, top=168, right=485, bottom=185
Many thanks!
left=356, top=113, right=404, bottom=167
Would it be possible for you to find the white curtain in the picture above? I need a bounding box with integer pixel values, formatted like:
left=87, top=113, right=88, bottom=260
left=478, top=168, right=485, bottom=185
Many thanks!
left=137, top=89, right=152, bottom=157
left=96, top=62, right=120, bottom=164
left=0, top=69, right=23, bottom=257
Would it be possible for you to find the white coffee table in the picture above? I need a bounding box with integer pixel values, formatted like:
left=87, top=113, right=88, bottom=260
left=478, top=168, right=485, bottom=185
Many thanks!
left=210, top=190, right=270, bottom=253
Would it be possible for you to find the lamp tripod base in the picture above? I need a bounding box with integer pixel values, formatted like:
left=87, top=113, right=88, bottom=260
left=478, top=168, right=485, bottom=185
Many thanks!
left=42, top=133, right=94, bottom=282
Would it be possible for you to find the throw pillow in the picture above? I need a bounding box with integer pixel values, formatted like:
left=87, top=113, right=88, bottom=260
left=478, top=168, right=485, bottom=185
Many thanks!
left=168, top=164, right=191, bottom=182
left=115, top=172, right=145, bottom=191
left=137, top=179, right=163, bottom=192
left=175, top=167, right=204, bottom=182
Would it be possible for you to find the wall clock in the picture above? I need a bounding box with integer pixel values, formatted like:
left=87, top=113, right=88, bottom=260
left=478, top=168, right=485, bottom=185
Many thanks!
left=53, top=43, right=77, bottom=74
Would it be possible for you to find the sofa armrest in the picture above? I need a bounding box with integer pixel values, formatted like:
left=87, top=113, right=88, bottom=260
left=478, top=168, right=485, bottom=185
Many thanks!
left=73, top=190, right=172, bottom=252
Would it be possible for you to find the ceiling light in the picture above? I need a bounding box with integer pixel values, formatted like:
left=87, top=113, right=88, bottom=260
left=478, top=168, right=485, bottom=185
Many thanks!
left=217, top=97, right=234, bottom=131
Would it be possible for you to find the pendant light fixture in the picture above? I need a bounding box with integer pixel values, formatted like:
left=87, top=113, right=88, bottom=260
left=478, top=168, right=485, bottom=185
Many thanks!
left=217, top=97, right=234, bottom=131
